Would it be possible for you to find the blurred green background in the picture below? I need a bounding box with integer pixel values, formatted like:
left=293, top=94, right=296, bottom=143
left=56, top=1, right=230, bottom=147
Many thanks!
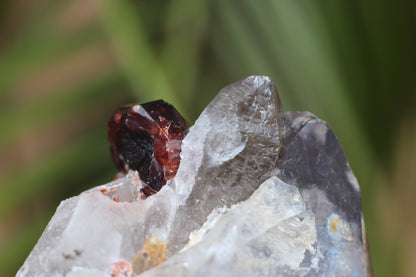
left=0, top=0, right=415, bottom=276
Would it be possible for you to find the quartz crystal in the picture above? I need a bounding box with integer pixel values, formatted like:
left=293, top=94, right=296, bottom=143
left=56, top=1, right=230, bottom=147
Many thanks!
left=18, top=76, right=371, bottom=276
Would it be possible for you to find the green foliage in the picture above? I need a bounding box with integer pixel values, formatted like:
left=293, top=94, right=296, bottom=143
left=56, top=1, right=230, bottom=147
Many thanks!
left=0, top=0, right=414, bottom=276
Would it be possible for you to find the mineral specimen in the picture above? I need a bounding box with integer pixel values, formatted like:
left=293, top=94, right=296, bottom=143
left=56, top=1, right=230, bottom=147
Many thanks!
left=17, top=76, right=371, bottom=276
left=108, top=100, right=189, bottom=195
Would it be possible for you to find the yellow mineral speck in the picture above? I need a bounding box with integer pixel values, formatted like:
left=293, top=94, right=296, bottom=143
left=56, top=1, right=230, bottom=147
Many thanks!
left=329, top=215, right=340, bottom=233
left=327, top=213, right=354, bottom=241
left=132, top=236, right=169, bottom=274
left=294, top=116, right=314, bottom=125
left=293, top=194, right=301, bottom=203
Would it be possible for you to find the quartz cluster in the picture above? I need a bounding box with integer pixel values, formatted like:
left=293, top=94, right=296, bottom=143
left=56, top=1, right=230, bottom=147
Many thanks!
left=17, top=76, right=371, bottom=276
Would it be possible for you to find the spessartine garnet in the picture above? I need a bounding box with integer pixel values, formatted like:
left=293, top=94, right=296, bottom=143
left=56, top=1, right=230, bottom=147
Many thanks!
left=108, top=100, right=189, bottom=197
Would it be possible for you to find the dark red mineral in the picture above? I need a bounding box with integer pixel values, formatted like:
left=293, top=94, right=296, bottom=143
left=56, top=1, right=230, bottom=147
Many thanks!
left=108, top=100, right=189, bottom=197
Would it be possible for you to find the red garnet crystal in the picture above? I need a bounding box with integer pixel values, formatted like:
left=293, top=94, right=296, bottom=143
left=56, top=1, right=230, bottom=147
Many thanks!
left=108, top=100, right=189, bottom=197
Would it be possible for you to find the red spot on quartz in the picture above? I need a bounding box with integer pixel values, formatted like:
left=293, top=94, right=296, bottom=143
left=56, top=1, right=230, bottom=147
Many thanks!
left=110, top=261, right=133, bottom=277
left=113, top=195, right=120, bottom=202
left=108, top=100, right=189, bottom=197
left=100, top=189, right=108, bottom=195
left=114, top=171, right=126, bottom=180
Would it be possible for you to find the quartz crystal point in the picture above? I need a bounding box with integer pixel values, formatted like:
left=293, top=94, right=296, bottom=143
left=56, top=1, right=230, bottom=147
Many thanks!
left=18, top=76, right=371, bottom=277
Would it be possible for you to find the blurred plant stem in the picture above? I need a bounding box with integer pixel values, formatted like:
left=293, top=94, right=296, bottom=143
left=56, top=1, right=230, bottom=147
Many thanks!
left=0, top=0, right=415, bottom=276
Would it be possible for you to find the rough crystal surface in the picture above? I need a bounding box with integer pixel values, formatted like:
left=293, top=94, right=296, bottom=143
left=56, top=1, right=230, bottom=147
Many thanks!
left=108, top=100, right=189, bottom=194
left=18, top=76, right=371, bottom=276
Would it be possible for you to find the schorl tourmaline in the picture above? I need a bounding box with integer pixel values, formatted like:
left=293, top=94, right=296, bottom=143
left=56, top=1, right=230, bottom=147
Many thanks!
left=108, top=100, right=189, bottom=194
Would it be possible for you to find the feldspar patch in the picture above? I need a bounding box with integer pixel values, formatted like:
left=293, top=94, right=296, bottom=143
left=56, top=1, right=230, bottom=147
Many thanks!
left=18, top=76, right=371, bottom=276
